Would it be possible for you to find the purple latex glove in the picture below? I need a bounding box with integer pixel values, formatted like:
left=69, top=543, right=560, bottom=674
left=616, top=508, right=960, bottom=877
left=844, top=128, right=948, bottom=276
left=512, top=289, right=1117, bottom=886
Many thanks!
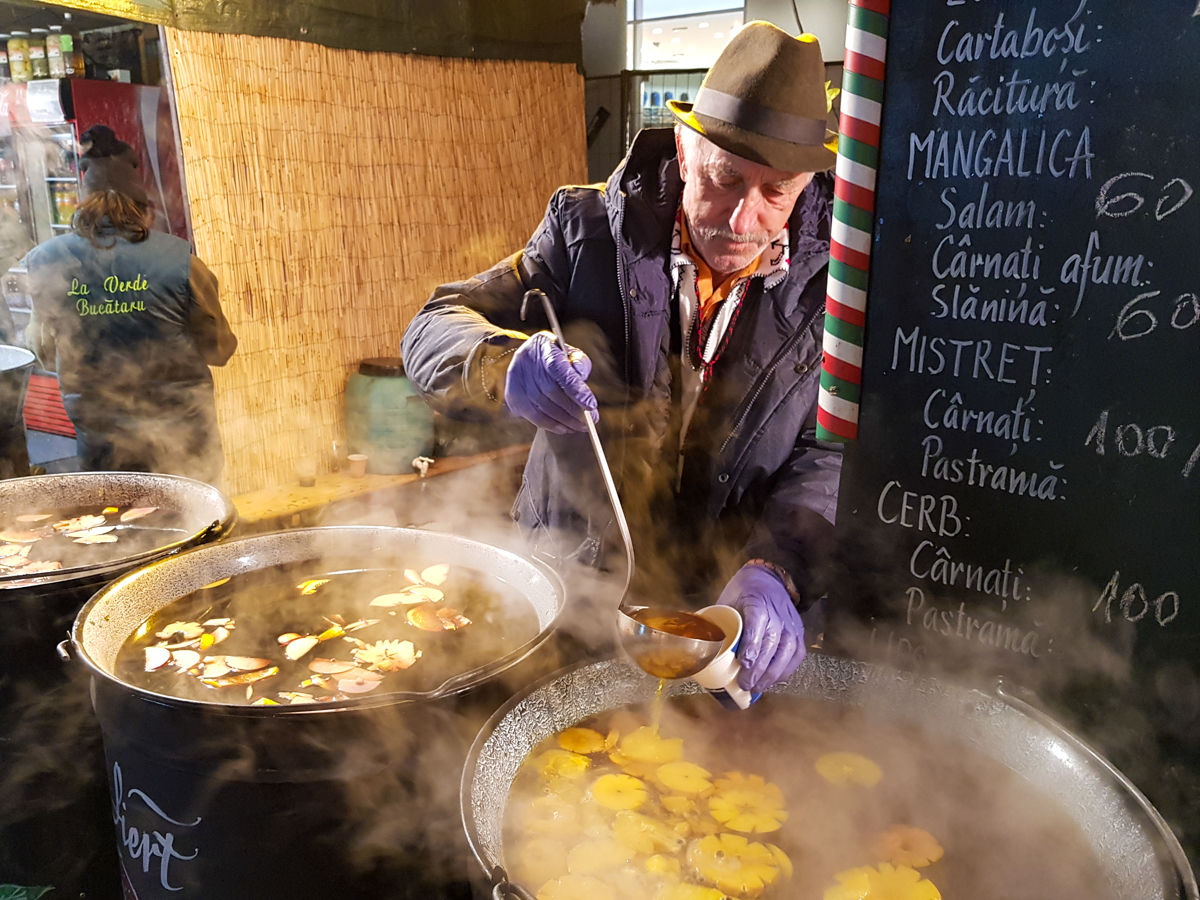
left=717, top=563, right=806, bottom=692
left=504, top=331, right=599, bottom=434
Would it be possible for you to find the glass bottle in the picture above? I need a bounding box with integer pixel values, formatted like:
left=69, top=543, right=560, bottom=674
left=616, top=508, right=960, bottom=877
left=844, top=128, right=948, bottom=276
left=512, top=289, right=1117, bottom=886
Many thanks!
left=0, top=35, right=10, bottom=83
left=46, top=26, right=65, bottom=78
left=8, top=33, right=30, bottom=84
left=28, top=28, right=48, bottom=79
left=64, top=32, right=83, bottom=78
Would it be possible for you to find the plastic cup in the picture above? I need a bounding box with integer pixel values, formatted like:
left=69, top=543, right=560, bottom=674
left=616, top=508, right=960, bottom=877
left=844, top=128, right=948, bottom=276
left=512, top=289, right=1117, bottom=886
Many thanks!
left=691, top=605, right=760, bottom=709
left=295, top=457, right=317, bottom=487
left=347, top=454, right=368, bottom=478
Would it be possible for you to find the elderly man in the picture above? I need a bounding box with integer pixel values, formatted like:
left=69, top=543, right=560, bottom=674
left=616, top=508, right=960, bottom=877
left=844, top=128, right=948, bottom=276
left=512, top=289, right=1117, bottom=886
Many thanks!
left=402, top=22, right=840, bottom=692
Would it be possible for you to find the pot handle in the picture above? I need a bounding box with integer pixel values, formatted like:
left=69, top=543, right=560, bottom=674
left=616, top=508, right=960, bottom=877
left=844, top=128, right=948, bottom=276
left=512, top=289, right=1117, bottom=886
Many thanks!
left=490, top=866, right=537, bottom=900
left=56, top=637, right=71, bottom=663
left=165, top=519, right=225, bottom=559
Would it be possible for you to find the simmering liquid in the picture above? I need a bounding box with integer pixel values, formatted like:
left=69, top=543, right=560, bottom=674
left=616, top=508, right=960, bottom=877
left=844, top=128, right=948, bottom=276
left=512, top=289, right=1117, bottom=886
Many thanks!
left=628, top=608, right=725, bottom=642
left=626, top=608, right=725, bottom=679
left=116, top=561, right=540, bottom=705
left=0, top=503, right=187, bottom=575
left=504, top=694, right=1119, bottom=900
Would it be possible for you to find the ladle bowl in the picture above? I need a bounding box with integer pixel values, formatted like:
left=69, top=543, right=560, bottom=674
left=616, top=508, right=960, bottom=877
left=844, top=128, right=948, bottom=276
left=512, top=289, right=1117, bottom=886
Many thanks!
left=615, top=605, right=724, bottom=679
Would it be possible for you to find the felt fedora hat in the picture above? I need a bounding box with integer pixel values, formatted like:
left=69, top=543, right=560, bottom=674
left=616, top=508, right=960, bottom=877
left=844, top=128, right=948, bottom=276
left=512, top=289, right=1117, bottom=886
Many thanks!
left=669, top=21, right=837, bottom=173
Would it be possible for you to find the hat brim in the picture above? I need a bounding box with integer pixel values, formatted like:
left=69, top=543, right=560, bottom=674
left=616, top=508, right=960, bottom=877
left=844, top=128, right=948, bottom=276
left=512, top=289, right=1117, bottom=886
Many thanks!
left=667, top=99, right=837, bottom=173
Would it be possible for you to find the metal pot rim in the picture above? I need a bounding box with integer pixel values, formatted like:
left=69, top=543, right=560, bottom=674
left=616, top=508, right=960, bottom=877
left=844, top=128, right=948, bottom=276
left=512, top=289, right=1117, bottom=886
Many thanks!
left=0, top=471, right=237, bottom=589
left=459, top=655, right=1199, bottom=900
left=460, top=654, right=600, bottom=877
left=69, top=525, right=567, bottom=717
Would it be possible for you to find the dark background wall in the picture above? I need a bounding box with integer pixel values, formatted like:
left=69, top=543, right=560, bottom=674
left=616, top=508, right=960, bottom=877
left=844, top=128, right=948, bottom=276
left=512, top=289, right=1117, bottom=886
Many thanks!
left=44, top=0, right=590, bottom=64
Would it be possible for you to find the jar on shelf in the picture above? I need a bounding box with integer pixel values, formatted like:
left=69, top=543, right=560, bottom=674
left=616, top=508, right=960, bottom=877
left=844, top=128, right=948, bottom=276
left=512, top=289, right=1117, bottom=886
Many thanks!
left=46, top=26, right=65, bottom=78
left=53, top=185, right=77, bottom=225
left=8, top=33, right=30, bottom=84
left=0, top=35, right=10, bottom=83
left=28, top=28, right=48, bottom=79
left=64, top=32, right=83, bottom=78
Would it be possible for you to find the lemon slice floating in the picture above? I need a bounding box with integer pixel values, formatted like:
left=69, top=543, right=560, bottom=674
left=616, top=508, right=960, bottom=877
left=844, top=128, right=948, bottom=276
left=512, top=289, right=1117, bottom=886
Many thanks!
left=824, top=863, right=941, bottom=900
left=815, top=751, right=883, bottom=787
left=656, top=761, right=713, bottom=795
left=875, top=825, right=944, bottom=868
left=590, top=773, right=648, bottom=811
left=620, top=726, right=684, bottom=764
left=687, top=833, right=784, bottom=897
left=557, top=727, right=610, bottom=755
left=709, top=772, right=787, bottom=833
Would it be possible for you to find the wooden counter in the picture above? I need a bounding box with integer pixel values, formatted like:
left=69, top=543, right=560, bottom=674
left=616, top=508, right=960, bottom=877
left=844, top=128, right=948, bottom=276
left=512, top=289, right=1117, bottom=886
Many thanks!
left=232, top=444, right=530, bottom=532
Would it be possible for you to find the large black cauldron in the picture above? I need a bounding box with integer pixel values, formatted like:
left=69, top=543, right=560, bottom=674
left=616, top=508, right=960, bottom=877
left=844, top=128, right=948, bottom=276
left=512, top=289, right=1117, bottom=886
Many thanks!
left=69, top=526, right=566, bottom=900
left=0, top=472, right=234, bottom=898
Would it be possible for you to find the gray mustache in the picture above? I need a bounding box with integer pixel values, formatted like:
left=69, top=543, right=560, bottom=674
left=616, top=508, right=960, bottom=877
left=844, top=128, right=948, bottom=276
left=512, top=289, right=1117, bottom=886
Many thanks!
left=691, top=225, right=771, bottom=246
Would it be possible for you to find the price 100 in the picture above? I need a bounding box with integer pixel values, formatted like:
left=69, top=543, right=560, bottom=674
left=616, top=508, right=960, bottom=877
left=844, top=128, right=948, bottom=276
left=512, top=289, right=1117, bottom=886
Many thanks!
left=1093, top=571, right=1180, bottom=627
left=1085, top=409, right=1200, bottom=480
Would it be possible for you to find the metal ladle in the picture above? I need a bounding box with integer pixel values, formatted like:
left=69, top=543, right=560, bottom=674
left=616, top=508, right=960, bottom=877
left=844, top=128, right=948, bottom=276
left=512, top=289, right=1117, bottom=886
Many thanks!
left=521, top=290, right=724, bottom=679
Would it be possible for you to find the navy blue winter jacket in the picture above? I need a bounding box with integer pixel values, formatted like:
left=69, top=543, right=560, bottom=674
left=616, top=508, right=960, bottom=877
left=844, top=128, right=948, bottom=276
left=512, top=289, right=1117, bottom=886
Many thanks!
left=401, top=129, right=841, bottom=605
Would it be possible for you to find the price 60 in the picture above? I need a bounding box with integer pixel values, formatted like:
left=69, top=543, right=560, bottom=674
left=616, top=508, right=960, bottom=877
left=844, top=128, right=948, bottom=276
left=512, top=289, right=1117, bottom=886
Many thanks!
left=1109, top=289, right=1200, bottom=342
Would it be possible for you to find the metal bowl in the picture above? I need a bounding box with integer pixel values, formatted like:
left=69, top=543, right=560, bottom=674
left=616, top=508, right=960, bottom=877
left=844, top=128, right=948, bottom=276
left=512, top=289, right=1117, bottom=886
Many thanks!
left=461, top=655, right=1198, bottom=900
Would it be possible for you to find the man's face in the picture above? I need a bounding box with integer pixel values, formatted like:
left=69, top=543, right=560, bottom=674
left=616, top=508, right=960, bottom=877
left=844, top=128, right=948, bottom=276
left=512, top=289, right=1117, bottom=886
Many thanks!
left=676, top=129, right=813, bottom=277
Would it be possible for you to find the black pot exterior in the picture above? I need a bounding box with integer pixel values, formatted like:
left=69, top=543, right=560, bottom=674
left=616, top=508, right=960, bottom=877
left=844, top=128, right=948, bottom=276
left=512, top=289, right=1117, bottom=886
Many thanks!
left=69, top=527, right=570, bottom=900
left=91, top=634, right=580, bottom=900
left=93, top=679, right=478, bottom=900
left=0, top=575, right=121, bottom=898
left=0, top=474, right=234, bottom=899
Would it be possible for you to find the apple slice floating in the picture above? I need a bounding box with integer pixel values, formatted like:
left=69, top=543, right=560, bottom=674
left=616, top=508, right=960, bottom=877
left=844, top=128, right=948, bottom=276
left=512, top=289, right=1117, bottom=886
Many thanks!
left=171, top=650, right=201, bottom=670
left=223, top=656, right=272, bottom=672
left=420, top=564, right=450, bottom=585
left=120, top=507, right=158, bottom=522
left=337, top=677, right=382, bottom=694
left=369, top=592, right=424, bottom=608
left=284, top=636, right=320, bottom=660
left=308, top=658, right=356, bottom=675
left=408, top=586, right=444, bottom=603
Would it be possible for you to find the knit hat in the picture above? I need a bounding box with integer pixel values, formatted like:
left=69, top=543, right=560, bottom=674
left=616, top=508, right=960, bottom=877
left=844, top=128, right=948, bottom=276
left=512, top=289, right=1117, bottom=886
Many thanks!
left=79, top=124, right=148, bottom=205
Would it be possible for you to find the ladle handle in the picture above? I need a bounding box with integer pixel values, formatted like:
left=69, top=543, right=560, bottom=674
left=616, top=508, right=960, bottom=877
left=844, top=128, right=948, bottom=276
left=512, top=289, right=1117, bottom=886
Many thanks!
left=521, top=289, right=635, bottom=604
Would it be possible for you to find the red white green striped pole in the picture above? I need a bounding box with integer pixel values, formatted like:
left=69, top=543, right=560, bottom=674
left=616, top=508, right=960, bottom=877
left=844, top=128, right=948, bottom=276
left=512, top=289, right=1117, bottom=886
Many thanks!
left=817, top=0, right=889, bottom=442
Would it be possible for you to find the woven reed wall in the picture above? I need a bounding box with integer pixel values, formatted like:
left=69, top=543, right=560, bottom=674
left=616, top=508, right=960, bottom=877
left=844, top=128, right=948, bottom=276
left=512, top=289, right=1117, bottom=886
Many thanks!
left=165, top=29, right=587, bottom=495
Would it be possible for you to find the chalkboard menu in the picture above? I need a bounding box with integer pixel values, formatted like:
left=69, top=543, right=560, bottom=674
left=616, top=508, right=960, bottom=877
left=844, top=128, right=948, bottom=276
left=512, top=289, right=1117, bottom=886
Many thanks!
left=829, top=0, right=1200, bottom=848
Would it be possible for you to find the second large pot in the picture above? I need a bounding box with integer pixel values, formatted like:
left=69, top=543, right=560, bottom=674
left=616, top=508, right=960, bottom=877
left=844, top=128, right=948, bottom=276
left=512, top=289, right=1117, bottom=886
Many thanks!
left=462, top=656, right=1198, bottom=900
left=70, top=526, right=566, bottom=900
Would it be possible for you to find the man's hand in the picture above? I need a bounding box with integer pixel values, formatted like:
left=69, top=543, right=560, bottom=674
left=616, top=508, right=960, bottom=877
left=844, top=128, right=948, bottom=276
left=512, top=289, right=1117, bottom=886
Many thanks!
left=716, top=563, right=806, bottom=692
left=505, top=331, right=599, bottom=434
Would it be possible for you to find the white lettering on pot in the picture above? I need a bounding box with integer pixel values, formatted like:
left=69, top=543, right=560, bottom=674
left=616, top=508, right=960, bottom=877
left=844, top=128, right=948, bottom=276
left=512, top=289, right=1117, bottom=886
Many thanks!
left=112, top=761, right=201, bottom=891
